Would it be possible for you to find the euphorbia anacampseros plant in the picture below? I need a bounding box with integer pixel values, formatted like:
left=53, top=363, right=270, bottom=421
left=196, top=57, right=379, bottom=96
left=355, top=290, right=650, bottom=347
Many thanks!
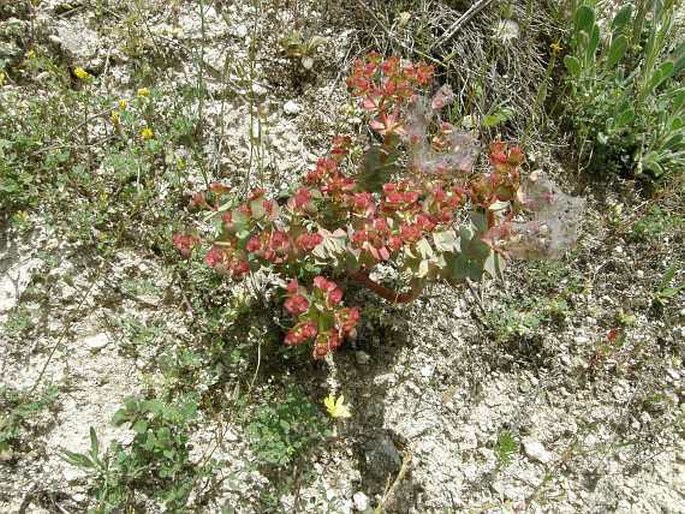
left=175, top=53, right=585, bottom=359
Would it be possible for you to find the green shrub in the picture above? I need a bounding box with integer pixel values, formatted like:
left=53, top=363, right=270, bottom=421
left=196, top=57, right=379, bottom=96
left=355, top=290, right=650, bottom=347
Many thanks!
left=630, top=204, right=684, bottom=241
left=246, top=389, right=329, bottom=469
left=563, top=0, right=685, bottom=179
left=62, top=396, right=205, bottom=512
left=0, top=386, right=58, bottom=457
left=494, top=429, right=519, bottom=468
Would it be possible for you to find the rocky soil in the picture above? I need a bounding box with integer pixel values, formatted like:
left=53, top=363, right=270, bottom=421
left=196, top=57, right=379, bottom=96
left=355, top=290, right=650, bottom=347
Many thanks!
left=1, top=0, right=683, bottom=513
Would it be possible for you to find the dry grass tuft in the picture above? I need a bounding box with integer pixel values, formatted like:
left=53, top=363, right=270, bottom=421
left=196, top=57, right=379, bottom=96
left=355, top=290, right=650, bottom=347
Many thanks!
left=329, top=0, right=564, bottom=139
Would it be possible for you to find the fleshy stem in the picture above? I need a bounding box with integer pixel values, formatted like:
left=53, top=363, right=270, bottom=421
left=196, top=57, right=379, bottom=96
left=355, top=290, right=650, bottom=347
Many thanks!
left=351, top=270, right=424, bottom=304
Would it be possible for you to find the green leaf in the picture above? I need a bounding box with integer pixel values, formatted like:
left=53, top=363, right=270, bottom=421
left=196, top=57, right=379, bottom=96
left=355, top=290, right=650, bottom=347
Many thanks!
left=641, top=152, right=665, bottom=176
left=661, top=135, right=682, bottom=153
left=415, top=238, right=434, bottom=260
left=658, top=265, right=678, bottom=290
left=564, top=55, right=581, bottom=76
left=357, top=144, right=400, bottom=192
left=418, top=259, right=431, bottom=278
left=669, top=117, right=683, bottom=132
left=444, top=219, right=492, bottom=284
left=433, top=230, right=459, bottom=252
left=89, top=427, right=99, bottom=457
left=306, top=35, right=327, bottom=50
left=483, top=107, right=514, bottom=128
left=133, top=419, right=149, bottom=434
left=673, top=62, right=685, bottom=81
left=606, top=34, right=628, bottom=67
left=484, top=251, right=506, bottom=280
left=611, top=5, right=632, bottom=34
left=141, top=399, right=163, bottom=416
left=112, top=408, right=130, bottom=426
left=586, top=25, right=600, bottom=63
left=62, top=450, right=95, bottom=469
left=613, top=107, right=635, bottom=129
left=312, top=228, right=347, bottom=264
left=249, top=198, right=266, bottom=219
left=647, top=61, right=675, bottom=94
left=575, top=5, right=596, bottom=36
left=671, top=89, right=685, bottom=112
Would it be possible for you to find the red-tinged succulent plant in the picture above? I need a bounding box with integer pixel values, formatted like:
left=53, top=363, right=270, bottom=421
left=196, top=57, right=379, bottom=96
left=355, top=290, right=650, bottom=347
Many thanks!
left=174, top=54, right=584, bottom=359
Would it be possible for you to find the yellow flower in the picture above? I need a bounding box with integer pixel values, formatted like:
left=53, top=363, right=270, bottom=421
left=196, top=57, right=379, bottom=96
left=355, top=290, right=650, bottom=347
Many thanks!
left=550, top=42, right=563, bottom=55
left=140, top=127, right=154, bottom=140
left=13, top=210, right=28, bottom=224
left=324, top=394, right=351, bottom=419
left=26, top=49, right=36, bottom=60
left=0, top=71, right=5, bottom=86
left=74, top=66, right=90, bottom=80
left=118, top=99, right=128, bottom=110
left=137, top=87, right=150, bottom=98
left=110, top=111, right=120, bottom=124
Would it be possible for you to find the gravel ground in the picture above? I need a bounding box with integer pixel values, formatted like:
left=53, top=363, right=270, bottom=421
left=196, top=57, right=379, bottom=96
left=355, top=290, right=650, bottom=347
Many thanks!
left=1, top=1, right=683, bottom=512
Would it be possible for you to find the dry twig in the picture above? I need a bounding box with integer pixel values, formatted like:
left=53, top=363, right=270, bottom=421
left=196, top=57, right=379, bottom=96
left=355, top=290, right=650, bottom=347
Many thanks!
left=432, top=0, right=496, bottom=49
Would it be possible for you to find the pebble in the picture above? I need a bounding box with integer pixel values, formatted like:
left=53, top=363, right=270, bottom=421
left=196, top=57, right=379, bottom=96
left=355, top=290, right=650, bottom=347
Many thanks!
left=223, top=428, right=239, bottom=442
left=352, top=491, right=369, bottom=511
left=522, top=438, right=554, bottom=464
left=461, top=431, right=478, bottom=450
left=72, top=492, right=87, bottom=503
left=52, top=22, right=101, bottom=63
left=491, top=480, right=521, bottom=500
left=612, top=383, right=628, bottom=401
left=355, top=351, right=370, bottom=365
left=420, top=363, right=434, bottom=378
left=84, top=333, right=109, bottom=350
left=283, top=100, right=301, bottom=115
left=251, top=83, right=267, bottom=96
left=485, top=392, right=504, bottom=406
left=232, top=24, right=248, bottom=38
left=373, top=373, right=396, bottom=386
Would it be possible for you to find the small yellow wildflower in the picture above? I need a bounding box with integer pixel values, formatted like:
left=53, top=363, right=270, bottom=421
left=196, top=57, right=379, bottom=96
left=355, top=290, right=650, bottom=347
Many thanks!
left=13, top=210, right=29, bottom=224
left=140, top=127, right=154, bottom=140
left=26, top=49, right=36, bottom=60
left=74, top=66, right=90, bottom=80
left=0, top=71, right=5, bottom=86
left=324, top=394, right=351, bottom=419
left=118, top=99, right=128, bottom=110
left=550, top=42, right=563, bottom=55
left=137, top=87, right=150, bottom=98
left=110, top=111, right=120, bottom=125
